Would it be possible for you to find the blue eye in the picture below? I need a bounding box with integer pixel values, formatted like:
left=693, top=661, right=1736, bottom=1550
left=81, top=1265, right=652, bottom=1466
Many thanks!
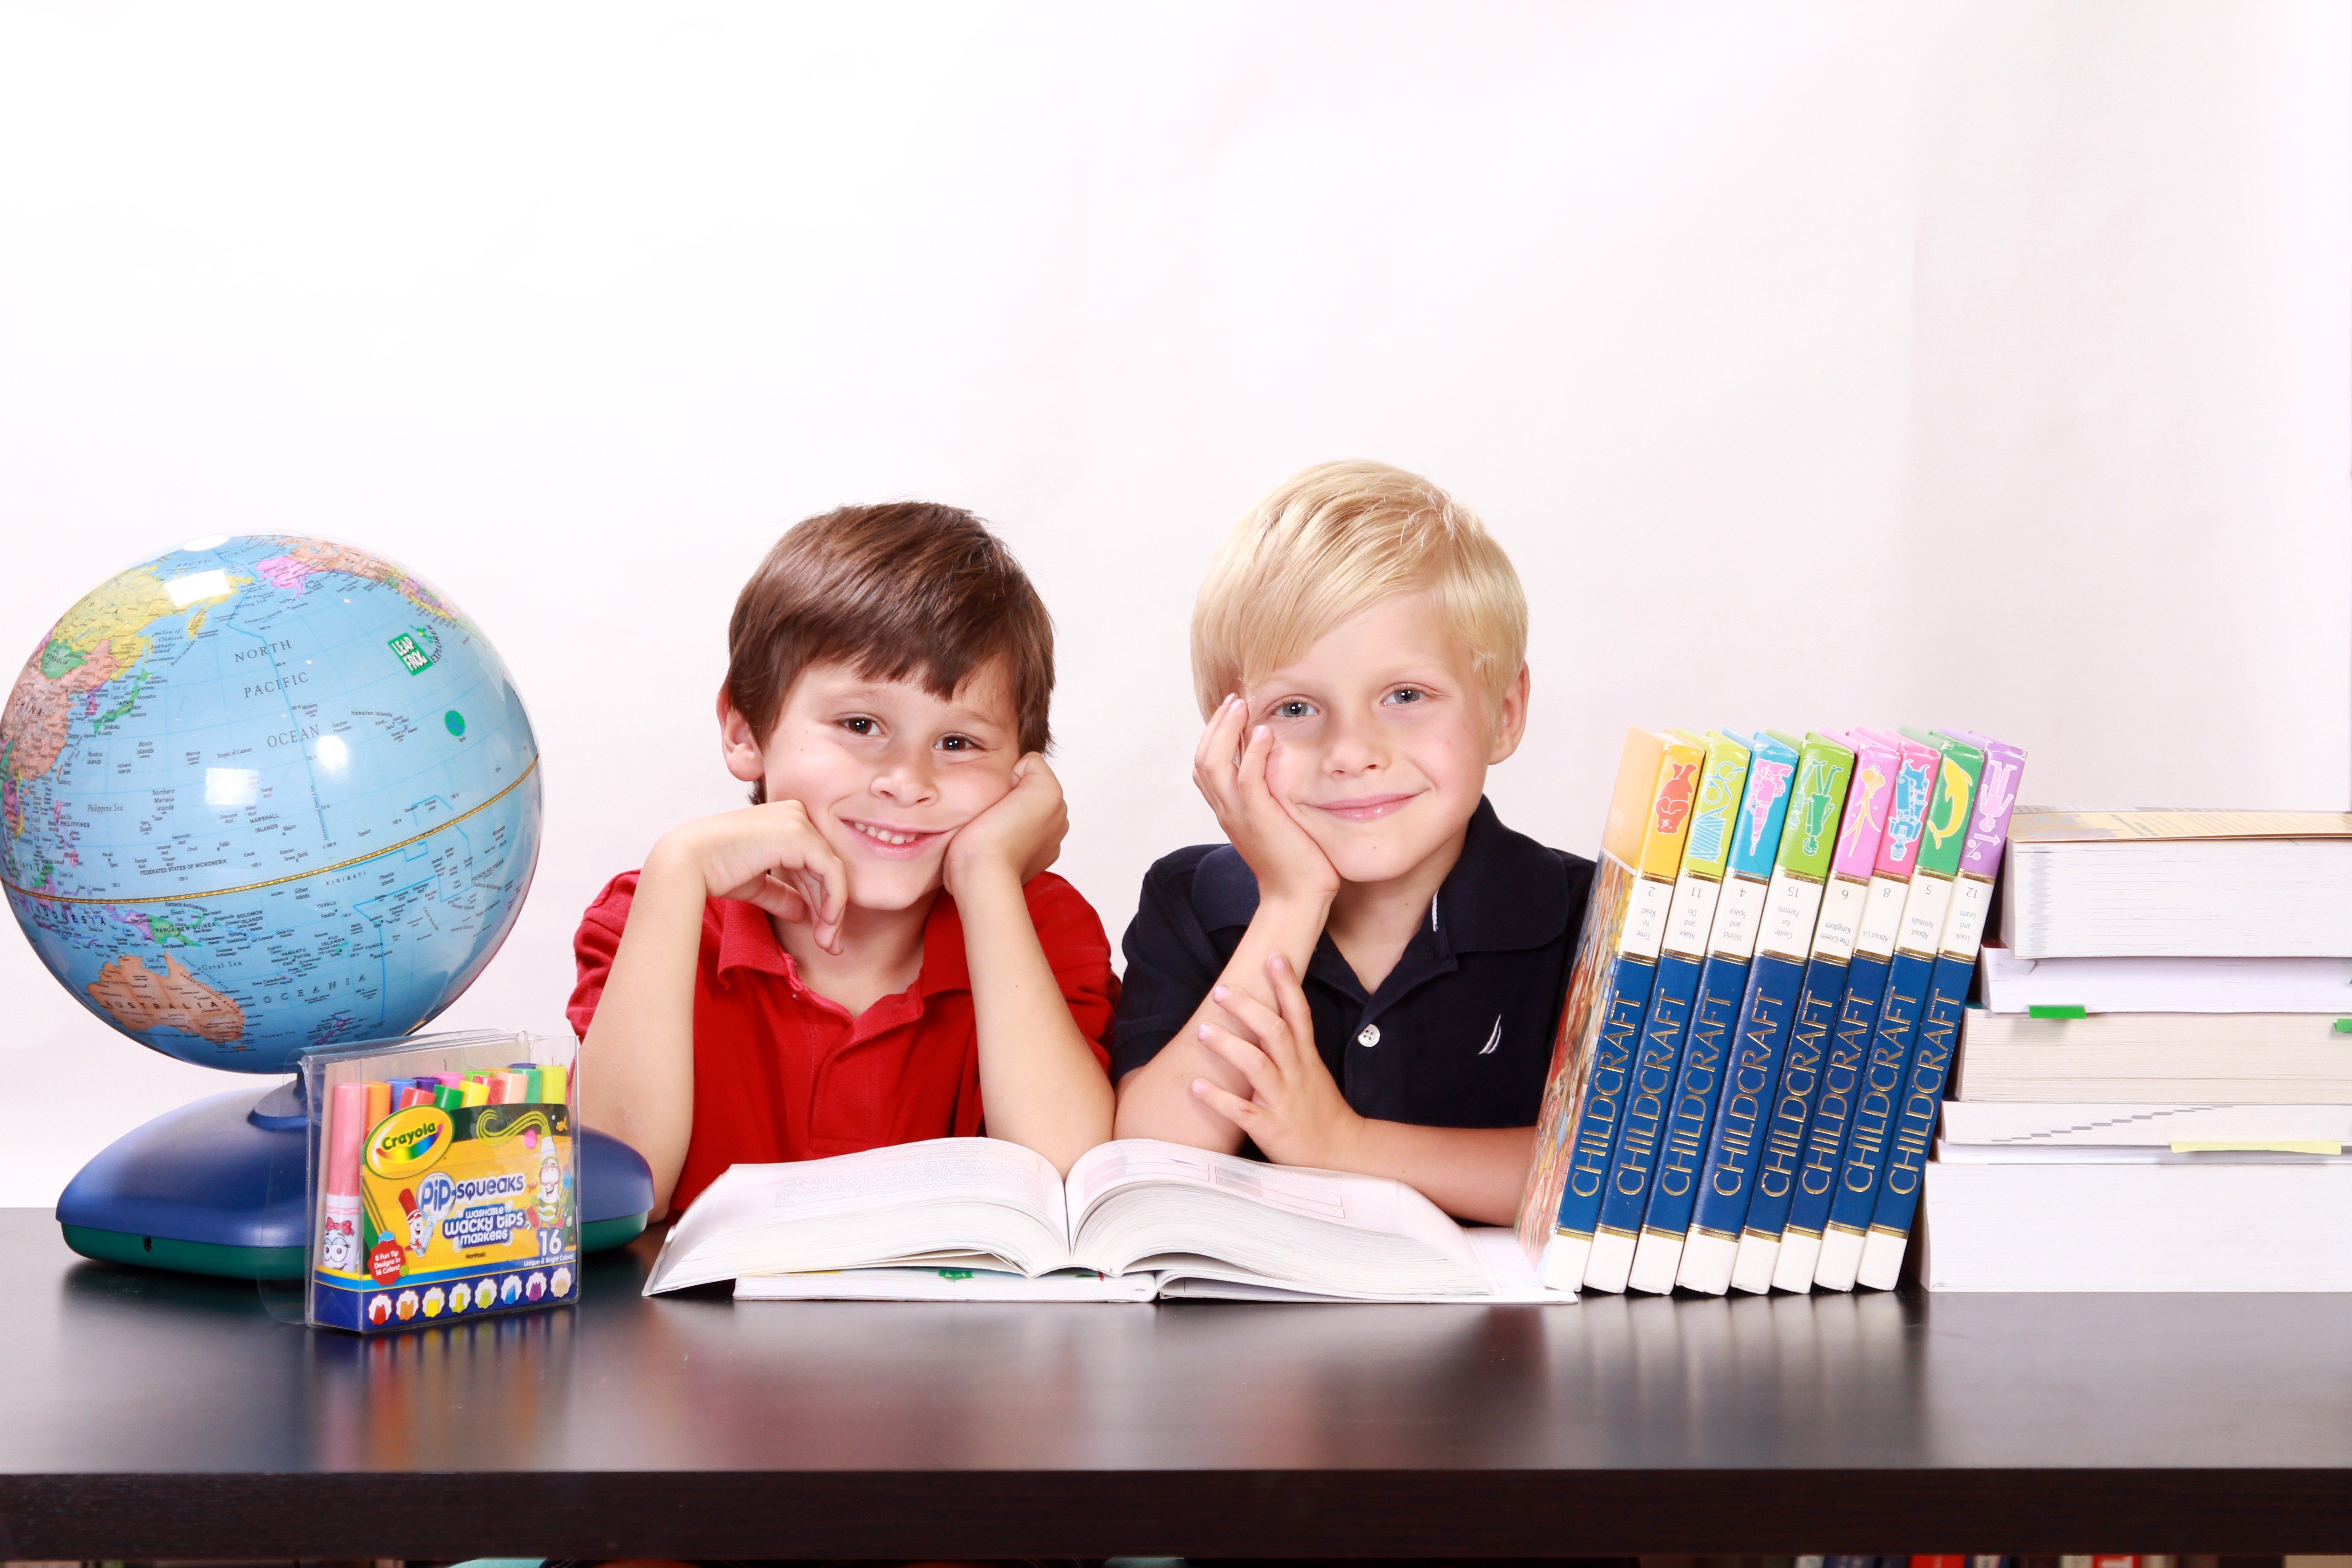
left=1276, top=700, right=1314, bottom=720
left=1388, top=688, right=1425, bottom=705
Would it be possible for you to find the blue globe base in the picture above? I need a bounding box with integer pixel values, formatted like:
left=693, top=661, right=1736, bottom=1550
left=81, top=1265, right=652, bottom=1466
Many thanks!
left=58, top=1084, right=656, bottom=1281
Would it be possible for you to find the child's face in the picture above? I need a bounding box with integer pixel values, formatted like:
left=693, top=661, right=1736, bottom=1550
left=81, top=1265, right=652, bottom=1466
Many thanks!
left=730, top=658, right=1025, bottom=913
left=1241, top=591, right=1526, bottom=889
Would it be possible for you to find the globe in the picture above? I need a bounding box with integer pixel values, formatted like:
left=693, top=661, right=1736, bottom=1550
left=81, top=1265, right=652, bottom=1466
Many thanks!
left=1, top=534, right=542, bottom=1074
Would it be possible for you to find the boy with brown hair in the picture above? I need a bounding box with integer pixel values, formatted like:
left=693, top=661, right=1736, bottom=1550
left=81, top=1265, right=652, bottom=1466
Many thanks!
left=573, top=503, right=1116, bottom=1218
left=1112, top=461, right=1592, bottom=1223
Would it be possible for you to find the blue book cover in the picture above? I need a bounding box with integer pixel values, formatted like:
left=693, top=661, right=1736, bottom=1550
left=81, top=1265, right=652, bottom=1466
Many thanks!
left=1549, top=949, right=1658, bottom=1251
left=1637, top=950, right=1748, bottom=1254
left=1820, top=945, right=1934, bottom=1255
left=1730, top=949, right=1850, bottom=1279
left=1860, top=947, right=1970, bottom=1264
left=1680, top=949, right=1806, bottom=1257
left=1592, top=946, right=1700, bottom=1254
left=1774, top=946, right=1888, bottom=1289
left=1857, top=730, right=2024, bottom=1290
left=1676, top=730, right=1853, bottom=1294
left=1524, top=729, right=1701, bottom=1290
left=1624, top=729, right=1800, bottom=1294
left=1728, top=728, right=1899, bottom=1293
left=1582, top=730, right=1754, bottom=1292
left=1815, top=728, right=1983, bottom=1291
left=1771, top=729, right=1937, bottom=1292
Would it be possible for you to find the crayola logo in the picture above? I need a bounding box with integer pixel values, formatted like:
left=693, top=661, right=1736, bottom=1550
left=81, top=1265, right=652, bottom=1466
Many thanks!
left=365, top=1106, right=454, bottom=1178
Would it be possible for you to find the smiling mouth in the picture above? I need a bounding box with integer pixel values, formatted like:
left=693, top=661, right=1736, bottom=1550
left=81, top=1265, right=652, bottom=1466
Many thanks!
left=843, top=818, right=944, bottom=853
left=1307, top=793, right=1421, bottom=823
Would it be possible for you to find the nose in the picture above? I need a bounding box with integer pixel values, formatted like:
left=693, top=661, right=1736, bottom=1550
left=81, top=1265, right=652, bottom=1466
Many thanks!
left=870, top=740, right=940, bottom=806
left=1319, top=706, right=1387, bottom=778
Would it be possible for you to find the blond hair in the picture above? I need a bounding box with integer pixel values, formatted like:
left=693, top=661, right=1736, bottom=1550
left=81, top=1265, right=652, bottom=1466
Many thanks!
left=1191, top=461, right=1528, bottom=718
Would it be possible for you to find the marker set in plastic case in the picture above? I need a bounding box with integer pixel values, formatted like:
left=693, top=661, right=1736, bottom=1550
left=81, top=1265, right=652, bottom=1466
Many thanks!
left=302, top=1030, right=579, bottom=1332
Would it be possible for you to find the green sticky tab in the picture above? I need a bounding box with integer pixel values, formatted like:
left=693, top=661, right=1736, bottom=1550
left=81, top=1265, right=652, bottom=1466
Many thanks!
left=2029, top=1004, right=2087, bottom=1020
left=2334, top=1018, right=2352, bottom=1034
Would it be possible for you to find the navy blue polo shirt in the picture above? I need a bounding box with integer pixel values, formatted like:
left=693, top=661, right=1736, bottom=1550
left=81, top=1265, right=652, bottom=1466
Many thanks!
left=1111, top=798, right=1594, bottom=1128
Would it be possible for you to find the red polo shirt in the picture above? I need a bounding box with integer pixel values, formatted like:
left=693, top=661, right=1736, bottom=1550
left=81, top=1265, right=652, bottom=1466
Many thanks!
left=567, top=869, right=1118, bottom=1213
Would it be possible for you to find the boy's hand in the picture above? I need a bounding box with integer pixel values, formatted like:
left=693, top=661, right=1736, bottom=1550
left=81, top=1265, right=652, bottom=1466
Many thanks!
left=1187, top=952, right=1363, bottom=1170
left=943, top=752, right=1067, bottom=897
left=657, top=800, right=849, bottom=954
left=1194, top=694, right=1340, bottom=908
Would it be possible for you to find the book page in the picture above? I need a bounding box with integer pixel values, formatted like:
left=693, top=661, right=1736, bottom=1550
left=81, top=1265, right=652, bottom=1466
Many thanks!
left=644, top=1137, right=1070, bottom=1294
left=1068, top=1139, right=1357, bottom=1230
left=1157, top=1225, right=1576, bottom=1303
left=2008, top=809, right=2352, bottom=843
left=747, top=1138, right=1066, bottom=1226
left=1065, top=1138, right=1490, bottom=1296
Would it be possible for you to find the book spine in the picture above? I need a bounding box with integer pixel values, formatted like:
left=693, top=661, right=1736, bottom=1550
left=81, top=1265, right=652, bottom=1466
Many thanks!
left=1677, top=946, right=1808, bottom=1292
left=1520, top=731, right=1664, bottom=1279
left=1815, top=946, right=1932, bottom=1289
left=1627, top=947, right=1748, bottom=1291
left=1857, top=732, right=2023, bottom=1290
left=1678, top=731, right=1852, bottom=1295
left=1816, top=730, right=1982, bottom=1291
left=1533, top=731, right=1703, bottom=1288
left=1775, top=731, right=1935, bottom=1290
left=1544, top=943, right=1658, bottom=1264
left=1730, top=949, right=1847, bottom=1291
left=1730, top=731, right=1891, bottom=1292
left=1587, top=946, right=1700, bottom=1291
left=1583, top=731, right=1751, bottom=1293
left=1626, top=731, right=1800, bottom=1294
left=1773, top=946, right=1889, bottom=1290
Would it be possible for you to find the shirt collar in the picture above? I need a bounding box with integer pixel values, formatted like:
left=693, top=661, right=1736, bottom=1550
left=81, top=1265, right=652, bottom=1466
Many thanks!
left=1193, top=797, right=1568, bottom=955
left=711, top=892, right=973, bottom=996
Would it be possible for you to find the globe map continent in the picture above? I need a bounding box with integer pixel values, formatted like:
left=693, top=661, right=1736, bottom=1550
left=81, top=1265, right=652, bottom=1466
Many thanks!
left=0, top=535, right=542, bottom=1073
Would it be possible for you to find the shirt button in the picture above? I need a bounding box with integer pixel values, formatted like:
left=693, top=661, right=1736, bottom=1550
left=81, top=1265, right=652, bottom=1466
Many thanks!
left=1357, top=1024, right=1380, bottom=1047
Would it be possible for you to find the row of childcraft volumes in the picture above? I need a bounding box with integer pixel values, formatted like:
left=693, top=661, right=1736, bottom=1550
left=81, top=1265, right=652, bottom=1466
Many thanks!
left=1515, top=725, right=2024, bottom=1295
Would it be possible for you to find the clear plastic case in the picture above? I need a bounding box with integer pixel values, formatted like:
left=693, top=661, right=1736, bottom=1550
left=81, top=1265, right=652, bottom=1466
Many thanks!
left=300, top=1029, right=579, bottom=1332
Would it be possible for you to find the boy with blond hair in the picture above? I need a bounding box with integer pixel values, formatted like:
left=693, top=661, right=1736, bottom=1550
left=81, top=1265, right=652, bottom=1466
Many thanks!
left=573, top=502, right=1116, bottom=1219
left=1112, top=462, right=1592, bottom=1223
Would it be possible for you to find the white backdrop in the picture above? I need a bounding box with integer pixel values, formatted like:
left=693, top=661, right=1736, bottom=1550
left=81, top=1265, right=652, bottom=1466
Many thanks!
left=2, top=2, right=2347, bottom=1204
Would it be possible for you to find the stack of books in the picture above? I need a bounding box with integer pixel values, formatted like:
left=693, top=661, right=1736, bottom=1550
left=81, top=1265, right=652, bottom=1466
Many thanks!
left=1518, top=724, right=2023, bottom=1295
left=1921, top=809, right=2352, bottom=1292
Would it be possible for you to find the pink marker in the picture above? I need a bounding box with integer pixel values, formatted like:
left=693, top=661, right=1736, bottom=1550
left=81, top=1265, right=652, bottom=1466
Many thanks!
left=320, top=1082, right=367, bottom=1275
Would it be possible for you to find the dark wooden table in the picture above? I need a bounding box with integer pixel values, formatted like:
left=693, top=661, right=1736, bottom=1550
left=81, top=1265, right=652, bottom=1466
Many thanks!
left=1, top=1206, right=2348, bottom=1560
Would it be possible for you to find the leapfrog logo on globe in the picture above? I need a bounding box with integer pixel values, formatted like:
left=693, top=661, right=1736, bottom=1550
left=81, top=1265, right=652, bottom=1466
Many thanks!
left=365, top=1105, right=454, bottom=1177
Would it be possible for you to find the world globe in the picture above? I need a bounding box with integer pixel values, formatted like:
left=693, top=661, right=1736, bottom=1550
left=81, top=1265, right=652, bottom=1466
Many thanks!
left=1, top=534, right=542, bottom=1074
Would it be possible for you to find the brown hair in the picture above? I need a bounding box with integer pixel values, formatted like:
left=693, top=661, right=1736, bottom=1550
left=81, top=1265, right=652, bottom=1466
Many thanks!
left=725, top=503, right=1054, bottom=802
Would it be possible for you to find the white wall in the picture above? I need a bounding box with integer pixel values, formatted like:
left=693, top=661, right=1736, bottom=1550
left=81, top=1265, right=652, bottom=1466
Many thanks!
left=1, top=1, right=2346, bottom=1204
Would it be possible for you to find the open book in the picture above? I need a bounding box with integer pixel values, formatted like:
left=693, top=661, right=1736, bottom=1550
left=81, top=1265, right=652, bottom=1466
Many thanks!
left=643, top=1137, right=1572, bottom=1302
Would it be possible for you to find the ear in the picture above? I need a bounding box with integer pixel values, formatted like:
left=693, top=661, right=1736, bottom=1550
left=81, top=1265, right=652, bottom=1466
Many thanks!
left=716, top=688, right=768, bottom=785
left=1486, top=663, right=1530, bottom=765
